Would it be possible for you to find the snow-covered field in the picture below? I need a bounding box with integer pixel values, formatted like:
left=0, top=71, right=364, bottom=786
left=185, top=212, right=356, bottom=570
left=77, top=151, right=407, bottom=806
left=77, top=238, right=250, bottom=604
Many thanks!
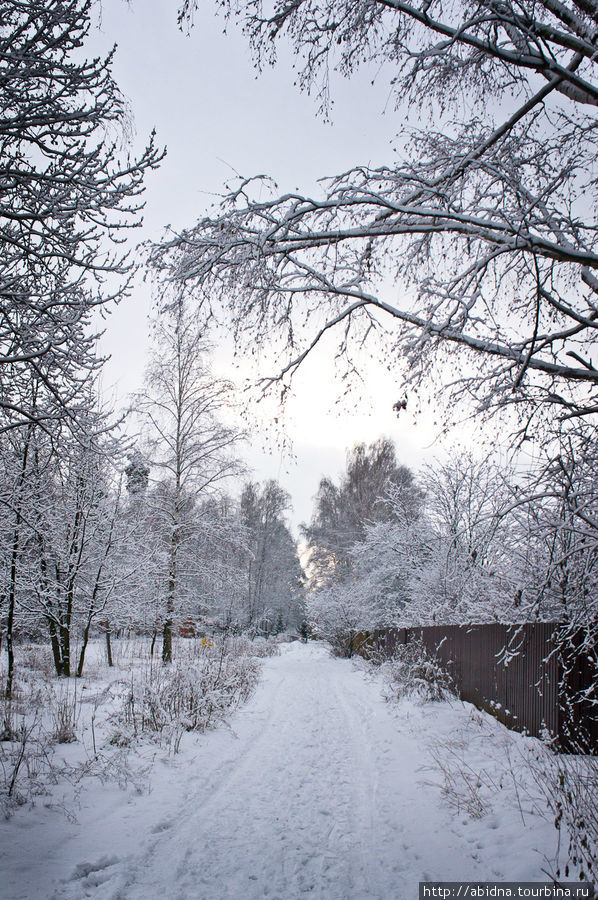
left=0, top=641, right=588, bottom=899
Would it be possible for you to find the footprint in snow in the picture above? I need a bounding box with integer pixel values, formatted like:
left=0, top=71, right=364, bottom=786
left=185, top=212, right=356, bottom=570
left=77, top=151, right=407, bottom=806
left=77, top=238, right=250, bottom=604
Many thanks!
left=70, top=856, right=120, bottom=881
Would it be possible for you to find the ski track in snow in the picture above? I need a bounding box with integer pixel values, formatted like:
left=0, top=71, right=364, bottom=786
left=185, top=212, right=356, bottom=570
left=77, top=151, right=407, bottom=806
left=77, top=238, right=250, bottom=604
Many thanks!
left=1, top=643, right=553, bottom=900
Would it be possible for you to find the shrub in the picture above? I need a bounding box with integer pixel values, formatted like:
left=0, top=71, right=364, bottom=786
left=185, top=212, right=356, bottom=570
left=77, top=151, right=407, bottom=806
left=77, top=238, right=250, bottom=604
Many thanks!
left=383, top=639, right=455, bottom=703
left=51, top=696, right=78, bottom=744
left=220, top=635, right=281, bottom=659
left=113, top=648, right=261, bottom=748
left=527, top=747, right=598, bottom=882
left=0, top=709, right=56, bottom=816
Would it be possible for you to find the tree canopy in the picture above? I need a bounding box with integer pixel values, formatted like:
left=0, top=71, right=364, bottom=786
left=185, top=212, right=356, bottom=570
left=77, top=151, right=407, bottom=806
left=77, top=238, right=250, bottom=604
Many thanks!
left=159, top=0, right=598, bottom=434
left=0, top=0, right=162, bottom=434
left=303, top=437, right=422, bottom=584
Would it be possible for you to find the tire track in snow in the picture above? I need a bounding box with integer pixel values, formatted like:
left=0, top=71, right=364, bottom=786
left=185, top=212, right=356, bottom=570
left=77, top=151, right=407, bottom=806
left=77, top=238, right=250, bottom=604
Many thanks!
left=121, top=670, right=297, bottom=897
left=51, top=669, right=291, bottom=900
left=328, top=668, right=378, bottom=891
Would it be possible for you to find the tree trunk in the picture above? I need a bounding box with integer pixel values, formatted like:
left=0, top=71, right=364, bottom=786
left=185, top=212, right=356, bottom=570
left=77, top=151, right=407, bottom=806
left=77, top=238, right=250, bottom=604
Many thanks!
left=5, top=429, right=32, bottom=698
left=59, top=624, right=70, bottom=677
left=5, top=523, right=18, bottom=696
left=48, top=619, right=63, bottom=677
left=5, top=585, right=15, bottom=699
left=77, top=617, right=92, bottom=678
left=162, top=523, right=179, bottom=664
left=347, top=630, right=355, bottom=659
left=162, top=617, right=173, bottom=664
left=162, top=577, right=175, bottom=663
left=105, top=625, right=113, bottom=667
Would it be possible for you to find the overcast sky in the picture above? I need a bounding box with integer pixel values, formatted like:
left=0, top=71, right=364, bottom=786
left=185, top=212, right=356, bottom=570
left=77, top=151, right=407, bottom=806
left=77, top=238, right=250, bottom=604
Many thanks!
left=89, top=0, right=449, bottom=531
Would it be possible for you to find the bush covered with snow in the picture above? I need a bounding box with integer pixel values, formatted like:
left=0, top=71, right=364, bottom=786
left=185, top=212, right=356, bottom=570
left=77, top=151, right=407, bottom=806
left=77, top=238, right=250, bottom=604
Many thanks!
left=220, top=634, right=281, bottom=659
left=382, top=639, right=455, bottom=703
left=0, top=635, right=264, bottom=817
left=113, top=649, right=261, bottom=747
left=0, top=680, right=82, bottom=815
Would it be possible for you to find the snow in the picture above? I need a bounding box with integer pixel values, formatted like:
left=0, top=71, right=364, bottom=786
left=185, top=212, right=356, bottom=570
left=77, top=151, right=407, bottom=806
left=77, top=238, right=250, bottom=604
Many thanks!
left=0, top=642, right=564, bottom=899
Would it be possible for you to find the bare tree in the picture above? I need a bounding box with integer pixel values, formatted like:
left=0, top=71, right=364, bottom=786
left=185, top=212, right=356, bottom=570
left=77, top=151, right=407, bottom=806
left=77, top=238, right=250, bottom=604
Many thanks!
left=187, top=493, right=250, bottom=631
left=0, top=0, right=162, bottom=434
left=12, top=403, right=126, bottom=677
left=0, top=424, right=36, bottom=696
left=512, top=434, right=598, bottom=629
left=303, top=438, right=422, bottom=585
left=163, top=0, right=598, bottom=667
left=135, top=297, right=244, bottom=662
left=0, top=388, right=130, bottom=684
left=308, top=452, right=518, bottom=641
left=419, top=454, right=518, bottom=622
left=156, top=0, right=597, bottom=433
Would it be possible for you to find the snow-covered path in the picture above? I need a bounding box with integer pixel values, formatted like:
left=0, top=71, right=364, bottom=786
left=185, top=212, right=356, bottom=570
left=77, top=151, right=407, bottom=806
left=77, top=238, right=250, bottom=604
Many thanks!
left=2, top=642, right=554, bottom=899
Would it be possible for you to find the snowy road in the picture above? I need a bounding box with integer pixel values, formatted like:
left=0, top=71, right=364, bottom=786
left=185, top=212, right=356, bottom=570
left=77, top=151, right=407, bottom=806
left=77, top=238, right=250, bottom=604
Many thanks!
left=2, top=642, right=554, bottom=899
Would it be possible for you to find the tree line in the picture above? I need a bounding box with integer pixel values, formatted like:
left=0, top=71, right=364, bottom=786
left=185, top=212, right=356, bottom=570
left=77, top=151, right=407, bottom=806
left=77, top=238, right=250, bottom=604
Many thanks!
left=303, top=439, right=597, bottom=656
left=0, top=287, right=305, bottom=692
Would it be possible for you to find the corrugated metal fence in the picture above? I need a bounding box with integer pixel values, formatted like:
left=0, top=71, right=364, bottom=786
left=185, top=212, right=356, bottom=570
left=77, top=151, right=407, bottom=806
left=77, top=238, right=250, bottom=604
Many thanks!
left=353, top=623, right=597, bottom=753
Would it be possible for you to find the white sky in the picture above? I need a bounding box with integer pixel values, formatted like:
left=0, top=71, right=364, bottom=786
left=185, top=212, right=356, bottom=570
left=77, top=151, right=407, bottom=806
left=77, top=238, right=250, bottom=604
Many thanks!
left=90, top=0, right=451, bottom=531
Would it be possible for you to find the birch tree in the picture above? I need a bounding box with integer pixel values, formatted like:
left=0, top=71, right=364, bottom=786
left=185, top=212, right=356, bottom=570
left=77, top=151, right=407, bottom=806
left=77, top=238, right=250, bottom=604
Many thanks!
left=303, top=438, right=422, bottom=585
left=0, top=393, right=129, bottom=682
left=188, top=494, right=250, bottom=632
left=136, top=298, right=244, bottom=662
left=0, top=425, right=37, bottom=695
left=240, top=480, right=304, bottom=633
left=18, top=412, right=126, bottom=677
left=0, top=1, right=161, bottom=684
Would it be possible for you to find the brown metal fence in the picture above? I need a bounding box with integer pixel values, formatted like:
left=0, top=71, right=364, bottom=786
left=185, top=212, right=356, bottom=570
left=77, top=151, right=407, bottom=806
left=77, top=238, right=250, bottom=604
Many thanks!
left=354, top=623, right=597, bottom=753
